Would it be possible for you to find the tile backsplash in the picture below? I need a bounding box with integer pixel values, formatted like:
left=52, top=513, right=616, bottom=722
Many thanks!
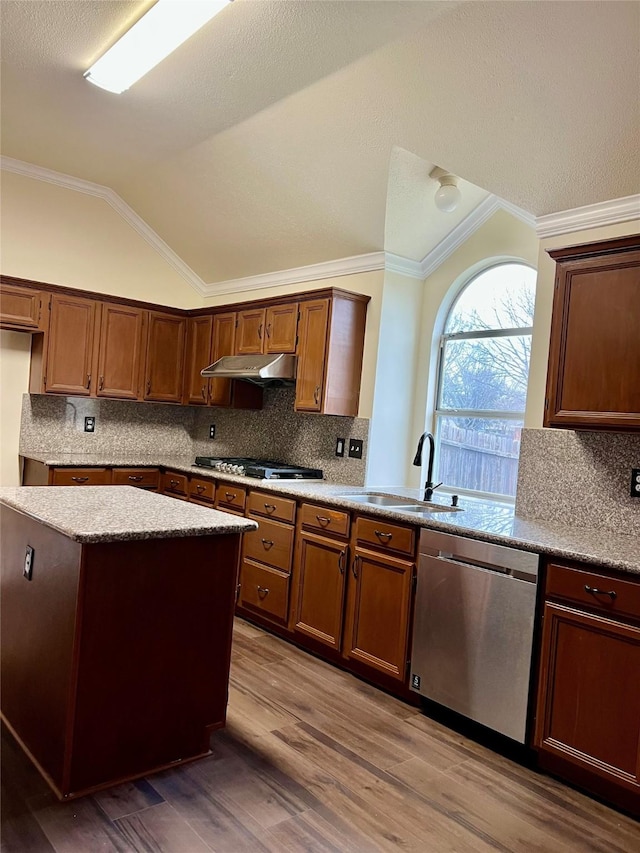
left=20, top=387, right=369, bottom=485
left=516, top=428, right=640, bottom=535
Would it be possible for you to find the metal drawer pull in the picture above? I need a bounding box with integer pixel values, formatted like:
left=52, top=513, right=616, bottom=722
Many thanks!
left=375, top=530, right=393, bottom=541
left=258, top=323, right=263, bottom=339
left=352, top=554, right=361, bottom=579
left=313, top=385, right=320, bottom=405
left=146, top=379, right=151, bottom=395
left=257, top=585, right=270, bottom=599
left=316, top=515, right=331, bottom=526
left=584, top=585, right=617, bottom=601
left=201, top=385, right=207, bottom=399
left=170, top=479, right=180, bottom=487
left=99, top=375, right=104, bottom=391
left=338, top=549, right=346, bottom=574
left=261, top=538, right=274, bottom=549
left=265, top=323, right=271, bottom=338
left=86, top=374, right=91, bottom=389
left=196, top=484, right=206, bottom=493
left=71, top=476, right=89, bottom=483
left=128, top=475, right=143, bottom=482
left=225, top=491, right=236, bottom=500
left=264, top=503, right=276, bottom=513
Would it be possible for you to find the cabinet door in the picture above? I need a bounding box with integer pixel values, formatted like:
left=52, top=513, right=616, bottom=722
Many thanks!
left=209, top=313, right=235, bottom=406
left=343, top=546, right=414, bottom=681
left=184, top=316, right=213, bottom=405
left=535, top=602, right=640, bottom=803
left=0, top=284, right=43, bottom=331
left=144, top=312, right=186, bottom=403
left=97, top=304, right=144, bottom=400
left=545, top=242, right=640, bottom=430
left=45, top=294, right=96, bottom=396
left=265, top=303, right=298, bottom=354
left=294, top=299, right=329, bottom=412
left=293, top=531, right=348, bottom=650
left=235, top=308, right=265, bottom=355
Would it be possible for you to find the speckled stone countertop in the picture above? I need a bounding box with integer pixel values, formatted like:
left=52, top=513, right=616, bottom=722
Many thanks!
left=0, top=486, right=258, bottom=544
left=19, top=453, right=640, bottom=574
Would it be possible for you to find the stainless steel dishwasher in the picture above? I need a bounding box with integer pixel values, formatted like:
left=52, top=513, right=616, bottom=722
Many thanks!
left=410, top=529, right=539, bottom=743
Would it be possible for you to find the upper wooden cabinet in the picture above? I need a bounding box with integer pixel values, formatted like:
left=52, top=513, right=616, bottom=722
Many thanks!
left=265, top=303, right=298, bottom=353
left=143, top=312, right=186, bottom=404
left=0, top=283, right=48, bottom=331
left=209, top=312, right=235, bottom=407
left=295, top=292, right=367, bottom=416
left=96, top=303, right=145, bottom=400
left=235, top=308, right=265, bottom=355
left=544, top=235, right=640, bottom=431
left=184, top=315, right=213, bottom=405
left=39, top=294, right=97, bottom=396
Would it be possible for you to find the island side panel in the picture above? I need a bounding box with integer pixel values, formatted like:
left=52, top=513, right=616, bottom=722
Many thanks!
left=0, top=506, right=82, bottom=793
left=68, top=533, right=240, bottom=794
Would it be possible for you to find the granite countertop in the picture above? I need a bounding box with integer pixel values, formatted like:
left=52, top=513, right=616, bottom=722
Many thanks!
left=0, top=486, right=258, bottom=544
left=19, top=452, right=640, bottom=574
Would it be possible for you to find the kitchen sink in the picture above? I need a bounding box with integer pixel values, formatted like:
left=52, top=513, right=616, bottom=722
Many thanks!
left=340, top=493, right=462, bottom=513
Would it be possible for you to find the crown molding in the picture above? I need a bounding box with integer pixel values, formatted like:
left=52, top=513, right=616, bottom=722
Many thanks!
left=384, top=253, right=424, bottom=278
left=535, top=194, right=640, bottom=239
left=202, top=252, right=385, bottom=297
left=0, top=156, right=208, bottom=296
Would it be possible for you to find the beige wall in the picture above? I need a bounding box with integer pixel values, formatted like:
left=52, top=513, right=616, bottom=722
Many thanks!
left=525, top=218, right=640, bottom=429
left=0, top=171, right=202, bottom=484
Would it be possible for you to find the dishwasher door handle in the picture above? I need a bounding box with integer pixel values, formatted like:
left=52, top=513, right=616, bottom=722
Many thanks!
left=433, top=554, right=537, bottom=584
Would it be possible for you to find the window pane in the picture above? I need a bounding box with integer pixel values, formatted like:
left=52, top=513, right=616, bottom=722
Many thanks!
left=437, top=416, right=523, bottom=497
left=446, top=264, right=536, bottom=333
left=439, top=335, right=531, bottom=412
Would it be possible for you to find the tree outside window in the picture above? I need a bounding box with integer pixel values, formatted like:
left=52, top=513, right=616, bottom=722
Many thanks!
left=433, top=263, right=536, bottom=500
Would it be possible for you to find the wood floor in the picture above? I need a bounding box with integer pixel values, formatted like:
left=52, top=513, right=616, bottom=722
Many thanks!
left=2, top=618, right=639, bottom=853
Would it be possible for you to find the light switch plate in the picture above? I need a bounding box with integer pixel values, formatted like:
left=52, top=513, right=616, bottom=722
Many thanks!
left=348, top=439, right=363, bottom=459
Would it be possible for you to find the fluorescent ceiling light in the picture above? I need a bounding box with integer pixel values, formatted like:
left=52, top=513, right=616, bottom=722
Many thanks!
left=84, top=0, right=231, bottom=94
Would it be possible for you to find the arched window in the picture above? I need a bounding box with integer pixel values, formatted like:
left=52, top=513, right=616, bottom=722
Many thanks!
left=433, top=262, right=536, bottom=500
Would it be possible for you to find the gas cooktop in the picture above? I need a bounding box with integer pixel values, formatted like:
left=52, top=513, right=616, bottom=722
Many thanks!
left=194, top=457, right=323, bottom=480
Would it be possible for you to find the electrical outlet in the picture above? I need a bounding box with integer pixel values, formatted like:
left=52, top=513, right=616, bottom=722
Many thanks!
left=348, top=439, right=363, bottom=459
left=209, top=424, right=216, bottom=439
left=335, top=437, right=345, bottom=457
left=24, top=546, right=34, bottom=581
left=631, top=468, right=640, bottom=497
left=84, top=416, right=95, bottom=433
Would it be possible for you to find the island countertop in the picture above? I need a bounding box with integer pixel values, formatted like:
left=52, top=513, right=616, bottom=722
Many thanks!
left=0, top=486, right=258, bottom=544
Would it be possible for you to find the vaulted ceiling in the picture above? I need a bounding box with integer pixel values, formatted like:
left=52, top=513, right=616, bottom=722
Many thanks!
left=1, top=0, right=638, bottom=284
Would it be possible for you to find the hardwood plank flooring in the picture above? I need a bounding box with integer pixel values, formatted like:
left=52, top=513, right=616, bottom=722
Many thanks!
left=2, top=618, right=639, bottom=852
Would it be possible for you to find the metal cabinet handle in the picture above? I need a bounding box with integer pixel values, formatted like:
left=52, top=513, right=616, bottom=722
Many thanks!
left=257, top=585, right=270, bottom=599
left=170, top=479, right=180, bottom=487
left=258, top=323, right=263, bottom=340
left=313, top=385, right=320, bottom=405
left=99, top=375, right=104, bottom=391
left=261, top=538, right=274, bottom=549
left=338, top=549, right=347, bottom=574
left=146, top=379, right=151, bottom=395
left=201, top=385, right=207, bottom=400
left=264, top=503, right=276, bottom=513
left=265, top=323, right=271, bottom=338
left=128, top=475, right=143, bottom=482
left=351, top=554, right=361, bottom=579
left=225, top=491, right=236, bottom=501
left=375, top=530, right=393, bottom=542
left=71, top=476, right=89, bottom=483
left=196, top=484, right=206, bottom=493
left=316, top=515, right=331, bottom=527
left=86, top=374, right=91, bottom=389
left=584, top=585, right=617, bottom=601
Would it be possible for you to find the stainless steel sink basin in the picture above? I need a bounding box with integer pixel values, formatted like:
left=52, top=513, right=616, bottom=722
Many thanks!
left=399, top=504, right=462, bottom=514
left=340, top=493, right=462, bottom=513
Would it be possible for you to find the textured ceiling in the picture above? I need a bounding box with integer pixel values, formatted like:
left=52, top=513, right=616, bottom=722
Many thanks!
left=1, top=0, right=638, bottom=284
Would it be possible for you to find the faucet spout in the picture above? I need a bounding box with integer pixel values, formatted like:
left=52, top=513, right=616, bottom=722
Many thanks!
left=413, top=432, right=437, bottom=500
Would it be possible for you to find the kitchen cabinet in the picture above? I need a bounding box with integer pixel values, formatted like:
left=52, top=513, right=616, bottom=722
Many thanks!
left=0, top=282, right=48, bottom=331
left=295, top=292, right=368, bottom=416
left=162, top=471, right=189, bottom=500
left=111, top=468, right=160, bottom=490
left=188, top=474, right=216, bottom=506
left=209, top=312, right=235, bottom=407
left=184, top=315, right=213, bottom=405
left=215, top=483, right=247, bottom=515
left=535, top=560, right=640, bottom=815
left=143, top=311, right=186, bottom=404
left=265, top=303, right=298, bottom=353
left=544, top=235, right=640, bottom=431
left=36, top=293, right=97, bottom=396
left=51, top=468, right=111, bottom=486
left=96, top=303, right=145, bottom=400
left=235, top=308, right=266, bottom=355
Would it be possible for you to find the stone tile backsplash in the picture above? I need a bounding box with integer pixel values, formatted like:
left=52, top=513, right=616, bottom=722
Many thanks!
left=516, top=428, right=640, bottom=535
left=20, top=387, right=369, bottom=485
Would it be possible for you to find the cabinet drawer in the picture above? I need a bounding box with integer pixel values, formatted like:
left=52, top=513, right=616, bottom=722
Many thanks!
left=216, top=484, right=247, bottom=513
left=52, top=468, right=111, bottom=486
left=239, top=560, right=289, bottom=623
left=162, top=471, right=188, bottom=497
left=300, top=503, right=350, bottom=538
left=189, top=476, right=216, bottom=504
left=112, top=468, right=159, bottom=489
left=247, top=490, right=296, bottom=524
left=355, top=516, right=416, bottom=557
left=243, top=517, right=294, bottom=572
left=546, top=562, right=640, bottom=622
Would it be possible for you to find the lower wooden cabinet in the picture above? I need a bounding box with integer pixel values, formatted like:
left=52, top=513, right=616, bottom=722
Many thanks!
left=111, top=467, right=159, bottom=490
left=535, top=560, right=640, bottom=815
left=293, top=531, right=348, bottom=650
left=161, top=471, right=189, bottom=500
left=51, top=468, right=111, bottom=486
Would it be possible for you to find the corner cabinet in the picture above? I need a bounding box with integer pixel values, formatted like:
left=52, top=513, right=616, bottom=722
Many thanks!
left=544, top=235, right=640, bottom=431
left=534, top=560, right=640, bottom=815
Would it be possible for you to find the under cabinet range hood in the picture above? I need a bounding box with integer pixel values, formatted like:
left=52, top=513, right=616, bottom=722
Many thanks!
left=201, top=353, right=297, bottom=385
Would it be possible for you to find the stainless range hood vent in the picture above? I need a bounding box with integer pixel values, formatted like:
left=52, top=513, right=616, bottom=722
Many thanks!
left=201, top=353, right=297, bottom=385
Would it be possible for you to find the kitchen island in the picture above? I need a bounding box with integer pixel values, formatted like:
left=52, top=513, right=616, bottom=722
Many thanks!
left=0, top=486, right=257, bottom=799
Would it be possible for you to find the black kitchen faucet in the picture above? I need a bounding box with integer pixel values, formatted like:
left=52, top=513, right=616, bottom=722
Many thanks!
left=413, top=432, right=443, bottom=502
